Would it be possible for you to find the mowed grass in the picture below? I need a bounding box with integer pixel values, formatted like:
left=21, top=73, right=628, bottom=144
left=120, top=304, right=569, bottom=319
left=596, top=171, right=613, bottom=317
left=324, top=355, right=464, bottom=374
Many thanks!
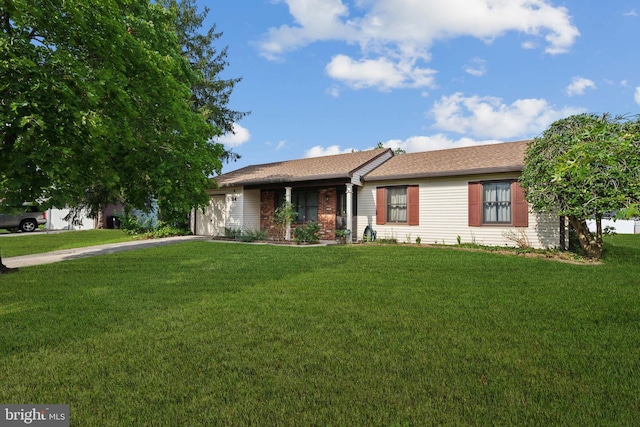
left=1, top=236, right=639, bottom=425
left=0, top=230, right=138, bottom=257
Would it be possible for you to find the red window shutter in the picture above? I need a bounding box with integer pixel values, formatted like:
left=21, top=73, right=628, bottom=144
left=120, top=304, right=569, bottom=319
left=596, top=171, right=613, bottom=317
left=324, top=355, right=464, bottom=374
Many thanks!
left=408, top=185, right=419, bottom=225
left=512, top=181, right=529, bottom=227
left=468, top=182, right=482, bottom=226
left=376, top=187, right=386, bottom=225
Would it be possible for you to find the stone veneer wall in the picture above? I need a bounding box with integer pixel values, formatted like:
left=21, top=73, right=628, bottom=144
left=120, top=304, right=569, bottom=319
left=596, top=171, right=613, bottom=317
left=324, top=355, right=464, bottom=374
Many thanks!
left=259, top=187, right=338, bottom=240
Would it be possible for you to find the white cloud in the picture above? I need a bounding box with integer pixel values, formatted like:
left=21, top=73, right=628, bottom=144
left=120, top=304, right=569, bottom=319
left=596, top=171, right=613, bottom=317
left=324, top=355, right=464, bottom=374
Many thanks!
left=430, top=92, right=584, bottom=139
left=607, top=79, right=629, bottom=87
left=624, top=10, right=638, bottom=17
left=216, top=123, right=251, bottom=147
left=566, top=76, right=596, bottom=96
left=306, top=132, right=528, bottom=160
left=259, top=0, right=579, bottom=89
left=634, top=87, right=640, bottom=106
left=262, top=0, right=579, bottom=56
left=306, top=135, right=503, bottom=159
left=259, top=0, right=355, bottom=61
left=463, top=57, right=487, bottom=77
left=327, top=84, right=341, bottom=97
left=266, top=140, right=288, bottom=150
left=378, top=135, right=503, bottom=153
left=325, top=54, right=436, bottom=90
left=304, top=144, right=356, bottom=157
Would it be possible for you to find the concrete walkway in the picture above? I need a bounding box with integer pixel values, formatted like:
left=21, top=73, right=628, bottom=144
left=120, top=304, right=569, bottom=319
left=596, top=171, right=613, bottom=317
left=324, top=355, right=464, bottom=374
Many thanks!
left=3, top=235, right=209, bottom=269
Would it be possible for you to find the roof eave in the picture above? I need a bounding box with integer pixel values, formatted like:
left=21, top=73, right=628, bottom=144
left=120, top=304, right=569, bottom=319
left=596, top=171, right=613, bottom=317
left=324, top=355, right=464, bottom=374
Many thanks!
left=364, top=165, right=524, bottom=182
left=216, top=172, right=355, bottom=188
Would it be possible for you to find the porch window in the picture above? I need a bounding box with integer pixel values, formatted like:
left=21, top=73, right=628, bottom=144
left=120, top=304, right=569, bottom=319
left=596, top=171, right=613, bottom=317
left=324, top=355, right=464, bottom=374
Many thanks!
left=292, top=190, right=318, bottom=222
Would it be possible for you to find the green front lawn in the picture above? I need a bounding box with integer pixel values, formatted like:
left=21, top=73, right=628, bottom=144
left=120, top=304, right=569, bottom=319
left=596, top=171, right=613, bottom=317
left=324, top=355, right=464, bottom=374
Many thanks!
left=1, top=236, right=639, bottom=425
left=0, top=230, right=139, bottom=257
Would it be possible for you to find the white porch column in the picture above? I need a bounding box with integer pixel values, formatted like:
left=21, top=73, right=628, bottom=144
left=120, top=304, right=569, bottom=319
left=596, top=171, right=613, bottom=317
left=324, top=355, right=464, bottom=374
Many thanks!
left=285, top=186, right=292, bottom=241
left=345, top=183, right=353, bottom=243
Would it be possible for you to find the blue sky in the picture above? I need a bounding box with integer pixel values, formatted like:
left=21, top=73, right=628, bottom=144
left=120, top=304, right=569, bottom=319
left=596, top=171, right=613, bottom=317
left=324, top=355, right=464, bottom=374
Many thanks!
left=203, top=0, right=640, bottom=173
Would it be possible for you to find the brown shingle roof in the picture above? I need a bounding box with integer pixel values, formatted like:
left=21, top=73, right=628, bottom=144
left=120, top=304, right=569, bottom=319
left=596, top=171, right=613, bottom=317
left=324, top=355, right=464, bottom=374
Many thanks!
left=364, top=140, right=530, bottom=181
left=214, top=148, right=393, bottom=187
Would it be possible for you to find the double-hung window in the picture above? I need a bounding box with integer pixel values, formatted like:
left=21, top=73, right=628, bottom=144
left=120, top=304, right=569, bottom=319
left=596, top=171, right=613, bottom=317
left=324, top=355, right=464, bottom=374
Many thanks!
left=387, top=187, right=408, bottom=222
left=376, top=186, right=419, bottom=225
left=482, top=181, right=512, bottom=224
left=468, top=180, right=528, bottom=227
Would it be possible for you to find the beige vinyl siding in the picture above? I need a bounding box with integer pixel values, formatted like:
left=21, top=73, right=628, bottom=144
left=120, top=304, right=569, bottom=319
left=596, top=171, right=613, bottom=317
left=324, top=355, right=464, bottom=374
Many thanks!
left=422, top=178, right=467, bottom=245
left=194, top=187, right=261, bottom=236
left=358, top=174, right=559, bottom=249
left=357, top=182, right=377, bottom=238
left=225, top=192, right=242, bottom=231
left=531, top=212, right=561, bottom=248
left=194, top=186, right=238, bottom=236
left=242, top=189, right=261, bottom=232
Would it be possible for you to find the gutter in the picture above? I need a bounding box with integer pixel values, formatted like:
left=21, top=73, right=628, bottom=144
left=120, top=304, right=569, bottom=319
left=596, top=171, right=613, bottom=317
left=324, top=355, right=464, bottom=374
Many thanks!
left=363, top=166, right=524, bottom=182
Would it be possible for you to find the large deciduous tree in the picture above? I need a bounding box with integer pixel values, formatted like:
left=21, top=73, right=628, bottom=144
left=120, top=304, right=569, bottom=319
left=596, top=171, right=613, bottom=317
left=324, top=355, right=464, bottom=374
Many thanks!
left=1, top=0, right=245, bottom=271
left=520, top=113, right=640, bottom=258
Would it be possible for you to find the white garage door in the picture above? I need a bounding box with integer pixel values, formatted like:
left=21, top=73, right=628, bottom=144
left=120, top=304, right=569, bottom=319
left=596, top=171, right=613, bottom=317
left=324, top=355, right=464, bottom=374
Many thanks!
left=195, top=195, right=226, bottom=236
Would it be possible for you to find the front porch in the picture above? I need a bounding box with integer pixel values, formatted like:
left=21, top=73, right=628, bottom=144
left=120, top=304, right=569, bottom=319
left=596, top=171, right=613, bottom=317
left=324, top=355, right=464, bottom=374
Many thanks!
left=259, top=184, right=356, bottom=241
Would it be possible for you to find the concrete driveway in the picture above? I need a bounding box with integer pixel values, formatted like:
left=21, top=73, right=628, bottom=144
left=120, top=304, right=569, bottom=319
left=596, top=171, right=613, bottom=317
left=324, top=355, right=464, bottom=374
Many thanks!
left=2, top=235, right=208, bottom=269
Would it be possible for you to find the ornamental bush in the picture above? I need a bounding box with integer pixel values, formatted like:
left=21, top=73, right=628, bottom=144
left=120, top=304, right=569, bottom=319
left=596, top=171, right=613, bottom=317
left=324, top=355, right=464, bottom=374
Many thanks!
left=293, top=221, right=320, bottom=244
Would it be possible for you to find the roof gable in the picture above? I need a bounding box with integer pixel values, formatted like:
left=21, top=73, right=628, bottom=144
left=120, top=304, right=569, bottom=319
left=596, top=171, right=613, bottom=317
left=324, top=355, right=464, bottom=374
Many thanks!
left=364, top=141, right=530, bottom=181
left=214, top=148, right=393, bottom=188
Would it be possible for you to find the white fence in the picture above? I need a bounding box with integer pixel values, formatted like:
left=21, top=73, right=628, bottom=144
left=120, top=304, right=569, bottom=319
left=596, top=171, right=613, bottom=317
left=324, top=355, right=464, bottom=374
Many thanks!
left=586, top=219, right=639, bottom=234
